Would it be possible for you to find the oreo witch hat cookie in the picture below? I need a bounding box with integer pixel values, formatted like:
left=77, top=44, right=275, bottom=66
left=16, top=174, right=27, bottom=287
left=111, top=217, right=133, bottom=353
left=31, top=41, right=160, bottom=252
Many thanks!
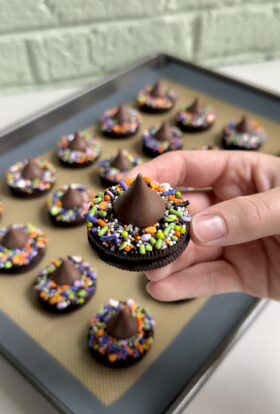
left=86, top=174, right=191, bottom=271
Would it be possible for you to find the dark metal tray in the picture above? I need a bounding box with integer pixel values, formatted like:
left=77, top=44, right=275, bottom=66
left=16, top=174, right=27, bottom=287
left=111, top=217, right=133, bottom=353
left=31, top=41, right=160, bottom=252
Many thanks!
left=1, top=53, right=278, bottom=414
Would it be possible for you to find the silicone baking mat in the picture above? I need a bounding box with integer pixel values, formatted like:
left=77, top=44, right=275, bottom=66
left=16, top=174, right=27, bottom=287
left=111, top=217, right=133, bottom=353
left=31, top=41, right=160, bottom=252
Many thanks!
left=0, top=54, right=278, bottom=413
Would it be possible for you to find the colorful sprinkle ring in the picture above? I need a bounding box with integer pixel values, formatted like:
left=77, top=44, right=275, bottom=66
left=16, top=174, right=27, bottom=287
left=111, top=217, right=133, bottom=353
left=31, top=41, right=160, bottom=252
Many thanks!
left=48, top=184, right=91, bottom=227
left=176, top=99, right=216, bottom=132
left=6, top=158, right=56, bottom=198
left=137, top=81, right=177, bottom=113
left=142, top=124, right=183, bottom=158
left=0, top=223, right=47, bottom=273
left=222, top=116, right=266, bottom=150
left=34, top=256, right=97, bottom=313
left=100, top=105, right=141, bottom=138
left=56, top=130, right=101, bottom=167
left=88, top=299, right=154, bottom=367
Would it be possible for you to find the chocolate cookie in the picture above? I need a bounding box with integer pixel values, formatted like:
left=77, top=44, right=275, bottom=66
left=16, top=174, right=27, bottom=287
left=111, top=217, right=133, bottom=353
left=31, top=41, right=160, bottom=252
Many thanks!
left=222, top=115, right=266, bottom=150
left=142, top=122, right=183, bottom=158
left=176, top=98, right=216, bottom=132
left=100, top=105, right=141, bottom=138
left=88, top=299, right=154, bottom=367
left=34, top=256, right=97, bottom=313
left=86, top=174, right=191, bottom=271
left=137, top=81, right=177, bottom=113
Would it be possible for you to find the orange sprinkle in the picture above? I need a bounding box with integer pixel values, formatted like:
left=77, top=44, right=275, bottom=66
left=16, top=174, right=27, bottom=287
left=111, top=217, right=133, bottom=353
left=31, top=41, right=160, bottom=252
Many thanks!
left=108, top=354, right=117, bottom=362
left=136, top=235, right=141, bottom=240
left=124, top=245, right=131, bottom=252
left=144, top=176, right=151, bottom=184
left=145, top=226, right=157, bottom=234
left=175, top=231, right=181, bottom=238
left=97, top=219, right=106, bottom=227
left=137, top=344, right=143, bottom=353
left=150, top=181, right=158, bottom=189
left=125, top=178, right=134, bottom=186
left=104, top=194, right=111, bottom=201
left=99, top=201, right=107, bottom=210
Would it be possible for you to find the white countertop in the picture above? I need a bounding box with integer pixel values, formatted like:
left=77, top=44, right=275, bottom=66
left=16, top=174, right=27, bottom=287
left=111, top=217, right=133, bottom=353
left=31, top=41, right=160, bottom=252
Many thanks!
left=1, top=60, right=280, bottom=414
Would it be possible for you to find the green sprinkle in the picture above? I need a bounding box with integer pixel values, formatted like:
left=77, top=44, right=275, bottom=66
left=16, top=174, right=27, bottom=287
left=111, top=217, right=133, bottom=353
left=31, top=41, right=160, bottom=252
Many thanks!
left=166, top=214, right=177, bottom=222
left=170, top=208, right=183, bottom=218
left=155, top=239, right=163, bottom=250
left=175, top=191, right=182, bottom=197
left=78, top=298, right=85, bottom=304
left=180, top=227, right=186, bottom=235
left=94, top=197, right=102, bottom=204
left=156, top=230, right=164, bottom=240
left=99, top=211, right=107, bottom=218
left=121, top=231, right=128, bottom=237
left=175, top=225, right=180, bottom=231
left=87, top=222, right=93, bottom=229
left=78, top=289, right=87, bottom=298
left=150, top=237, right=156, bottom=245
left=139, top=244, right=146, bottom=255
left=5, top=261, right=12, bottom=269
left=89, top=206, right=97, bottom=215
left=146, top=244, right=153, bottom=252
left=119, top=241, right=128, bottom=250
left=50, top=206, right=60, bottom=215
left=98, top=226, right=108, bottom=236
left=164, top=223, right=175, bottom=236
left=171, top=235, right=178, bottom=241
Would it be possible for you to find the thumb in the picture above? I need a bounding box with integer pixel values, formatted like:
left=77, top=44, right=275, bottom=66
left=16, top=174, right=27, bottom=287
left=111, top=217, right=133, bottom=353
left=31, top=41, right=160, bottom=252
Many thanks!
left=191, top=187, right=280, bottom=246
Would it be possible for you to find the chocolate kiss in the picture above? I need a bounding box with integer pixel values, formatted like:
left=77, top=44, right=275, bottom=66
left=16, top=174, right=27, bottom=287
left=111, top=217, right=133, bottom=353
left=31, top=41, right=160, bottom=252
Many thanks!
left=107, top=309, right=138, bottom=340
left=110, top=150, right=133, bottom=171
left=21, top=159, right=44, bottom=180
left=68, top=131, right=87, bottom=152
left=154, top=122, right=173, bottom=142
left=150, top=81, right=166, bottom=98
left=114, top=174, right=165, bottom=228
left=51, top=259, right=81, bottom=285
left=2, top=228, right=28, bottom=249
left=114, top=105, right=131, bottom=124
left=187, top=98, right=203, bottom=114
left=61, top=187, right=83, bottom=209
left=236, top=116, right=252, bottom=133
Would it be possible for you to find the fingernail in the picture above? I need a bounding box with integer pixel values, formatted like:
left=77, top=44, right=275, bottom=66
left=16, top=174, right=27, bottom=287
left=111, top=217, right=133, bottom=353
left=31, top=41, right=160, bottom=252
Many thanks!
left=192, top=214, right=226, bottom=243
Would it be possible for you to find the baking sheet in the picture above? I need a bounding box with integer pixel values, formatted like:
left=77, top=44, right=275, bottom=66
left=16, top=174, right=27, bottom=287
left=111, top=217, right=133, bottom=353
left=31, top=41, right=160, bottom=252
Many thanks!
left=0, top=54, right=279, bottom=413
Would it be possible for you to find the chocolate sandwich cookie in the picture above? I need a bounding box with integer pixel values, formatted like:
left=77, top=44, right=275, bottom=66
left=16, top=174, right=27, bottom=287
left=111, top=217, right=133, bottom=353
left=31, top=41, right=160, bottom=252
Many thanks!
left=142, top=122, right=183, bottom=158
left=57, top=130, right=101, bottom=167
left=137, top=81, right=177, bottom=113
left=34, top=256, right=97, bottom=313
left=222, top=115, right=266, bottom=150
left=48, top=184, right=90, bottom=227
left=88, top=298, right=154, bottom=367
left=0, top=223, right=47, bottom=274
left=100, top=105, right=141, bottom=138
left=98, top=149, right=142, bottom=187
left=176, top=98, right=216, bottom=132
left=6, top=158, right=56, bottom=198
left=86, top=174, right=191, bottom=271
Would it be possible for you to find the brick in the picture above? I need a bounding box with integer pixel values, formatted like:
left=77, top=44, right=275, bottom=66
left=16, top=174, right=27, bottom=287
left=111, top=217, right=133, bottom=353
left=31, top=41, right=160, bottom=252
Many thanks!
left=0, top=0, right=57, bottom=33
left=0, top=39, right=33, bottom=86
left=195, top=5, right=280, bottom=60
left=27, top=15, right=193, bottom=83
left=165, top=0, right=242, bottom=12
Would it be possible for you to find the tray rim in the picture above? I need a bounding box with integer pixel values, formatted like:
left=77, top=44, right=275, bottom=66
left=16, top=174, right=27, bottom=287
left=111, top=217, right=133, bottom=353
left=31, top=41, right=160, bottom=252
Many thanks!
left=0, top=53, right=278, bottom=413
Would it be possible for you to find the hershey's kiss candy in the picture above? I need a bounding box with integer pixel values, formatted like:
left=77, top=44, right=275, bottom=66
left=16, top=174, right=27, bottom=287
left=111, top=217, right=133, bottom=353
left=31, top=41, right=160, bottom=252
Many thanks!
left=150, top=81, right=166, bottom=98
left=114, top=174, right=165, bottom=228
left=51, top=258, right=81, bottom=285
left=2, top=227, right=28, bottom=249
left=107, top=308, right=138, bottom=340
left=60, top=186, right=84, bottom=209
left=236, top=116, right=252, bottom=133
left=186, top=98, right=203, bottom=114
left=154, top=122, right=173, bottom=142
left=110, top=150, right=133, bottom=171
left=68, top=131, right=88, bottom=152
left=21, top=159, right=44, bottom=181
left=114, top=105, right=131, bottom=124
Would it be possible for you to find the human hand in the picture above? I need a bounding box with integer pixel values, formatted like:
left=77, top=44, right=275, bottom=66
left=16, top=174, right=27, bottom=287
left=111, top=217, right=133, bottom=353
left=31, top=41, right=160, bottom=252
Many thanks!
left=131, top=151, right=280, bottom=301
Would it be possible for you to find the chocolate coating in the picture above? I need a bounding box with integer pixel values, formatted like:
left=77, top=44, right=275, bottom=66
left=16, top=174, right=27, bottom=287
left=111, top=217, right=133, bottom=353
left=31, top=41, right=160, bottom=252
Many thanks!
left=114, top=105, right=132, bottom=124
left=68, top=131, right=88, bottom=152
left=107, top=309, right=138, bottom=339
left=113, top=174, right=165, bottom=228
left=236, top=116, right=252, bottom=133
left=110, top=150, right=133, bottom=171
left=60, top=187, right=84, bottom=209
left=187, top=98, right=203, bottom=114
left=150, top=81, right=166, bottom=98
left=51, top=259, right=81, bottom=285
left=21, top=159, right=44, bottom=180
left=2, top=228, right=28, bottom=250
left=154, top=122, right=173, bottom=142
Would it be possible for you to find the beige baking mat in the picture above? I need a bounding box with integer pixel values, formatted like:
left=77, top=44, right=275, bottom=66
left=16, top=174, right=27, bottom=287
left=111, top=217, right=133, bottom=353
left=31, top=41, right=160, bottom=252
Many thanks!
left=0, top=79, right=279, bottom=406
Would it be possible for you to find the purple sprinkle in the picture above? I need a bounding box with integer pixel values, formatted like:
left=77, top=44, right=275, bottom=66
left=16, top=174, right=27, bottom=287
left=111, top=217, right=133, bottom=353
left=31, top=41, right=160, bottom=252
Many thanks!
left=100, top=234, right=118, bottom=241
left=74, top=280, right=84, bottom=287
left=119, top=180, right=128, bottom=190
left=56, top=302, right=68, bottom=310
left=182, top=215, right=191, bottom=222
left=87, top=216, right=98, bottom=223
left=162, top=189, right=176, bottom=196
left=141, top=234, right=151, bottom=242
left=106, top=190, right=114, bottom=197
left=91, top=227, right=97, bottom=234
